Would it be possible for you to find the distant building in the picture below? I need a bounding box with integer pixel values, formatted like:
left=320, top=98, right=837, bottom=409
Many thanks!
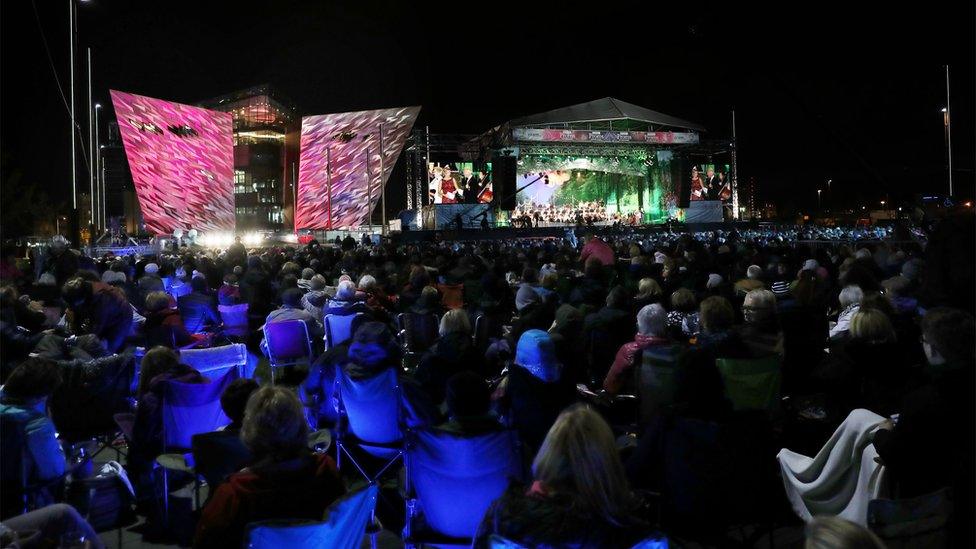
left=101, top=121, right=141, bottom=234
left=197, top=85, right=301, bottom=230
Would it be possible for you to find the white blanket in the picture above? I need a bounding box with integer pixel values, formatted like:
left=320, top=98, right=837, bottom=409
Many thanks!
left=777, top=408, right=887, bottom=526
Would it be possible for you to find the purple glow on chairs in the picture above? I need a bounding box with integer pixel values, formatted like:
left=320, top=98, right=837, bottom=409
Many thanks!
left=336, top=368, right=402, bottom=460
left=406, top=428, right=521, bottom=542
left=161, top=368, right=237, bottom=451
left=263, top=320, right=313, bottom=384
left=244, top=484, right=379, bottom=549
left=218, top=303, right=249, bottom=338
left=324, top=313, right=364, bottom=350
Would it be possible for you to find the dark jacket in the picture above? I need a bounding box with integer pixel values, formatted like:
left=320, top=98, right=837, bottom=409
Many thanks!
left=474, top=481, right=649, bottom=548
left=145, top=308, right=195, bottom=349
left=415, top=332, right=485, bottom=405
left=128, top=365, right=206, bottom=477
left=73, top=282, right=133, bottom=353
left=178, top=291, right=220, bottom=334
left=194, top=453, right=345, bottom=549
left=496, top=365, right=576, bottom=454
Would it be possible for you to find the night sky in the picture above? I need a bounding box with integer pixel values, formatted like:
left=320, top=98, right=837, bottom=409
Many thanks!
left=2, top=0, right=973, bottom=218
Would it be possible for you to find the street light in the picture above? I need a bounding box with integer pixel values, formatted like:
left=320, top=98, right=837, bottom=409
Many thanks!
left=94, top=103, right=102, bottom=231
left=817, top=189, right=822, bottom=210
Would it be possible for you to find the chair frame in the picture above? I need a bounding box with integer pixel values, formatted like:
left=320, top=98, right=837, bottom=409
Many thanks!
left=324, top=312, right=365, bottom=350
left=263, top=319, right=314, bottom=384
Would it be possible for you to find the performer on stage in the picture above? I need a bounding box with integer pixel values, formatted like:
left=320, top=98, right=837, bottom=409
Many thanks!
left=477, top=172, right=493, bottom=203
left=717, top=169, right=732, bottom=202
left=428, top=165, right=444, bottom=204
left=460, top=168, right=479, bottom=204
left=704, top=167, right=721, bottom=200
left=690, top=166, right=705, bottom=201
left=441, top=167, right=458, bottom=204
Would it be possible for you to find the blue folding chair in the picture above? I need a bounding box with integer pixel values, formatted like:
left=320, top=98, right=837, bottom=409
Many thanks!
left=487, top=533, right=669, bottom=548
left=335, top=367, right=406, bottom=473
left=263, top=320, right=313, bottom=384
left=245, top=484, right=379, bottom=549
left=324, top=312, right=365, bottom=350
left=156, top=368, right=237, bottom=524
left=218, top=303, right=249, bottom=339
left=405, top=427, right=521, bottom=547
left=180, top=343, right=248, bottom=381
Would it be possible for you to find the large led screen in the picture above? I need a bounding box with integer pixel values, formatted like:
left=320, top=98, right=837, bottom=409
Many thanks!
left=296, top=106, right=420, bottom=229
left=110, top=90, right=235, bottom=235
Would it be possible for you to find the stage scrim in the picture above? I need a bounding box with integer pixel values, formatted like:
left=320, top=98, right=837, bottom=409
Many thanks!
left=110, top=90, right=235, bottom=235
left=296, top=106, right=420, bottom=230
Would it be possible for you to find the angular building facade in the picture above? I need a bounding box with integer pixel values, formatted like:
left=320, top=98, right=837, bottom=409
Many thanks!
left=198, top=85, right=301, bottom=230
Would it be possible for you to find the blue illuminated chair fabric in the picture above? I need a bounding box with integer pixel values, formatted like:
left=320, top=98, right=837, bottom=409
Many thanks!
left=245, top=483, right=379, bottom=549
left=179, top=343, right=248, bottom=381
left=487, top=534, right=669, bottom=548
left=218, top=303, right=249, bottom=338
left=263, top=319, right=313, bottom=384
left=324, top=312, right=365, bottom=350
left=335, top=367, right=405, bottom=482
left=405, top=427, right=521, bottom=544
left=157, top=368, right=236, bottom=523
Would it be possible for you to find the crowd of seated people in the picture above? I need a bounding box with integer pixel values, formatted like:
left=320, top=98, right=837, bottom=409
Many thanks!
left=0, top=213, right=972, bottom=547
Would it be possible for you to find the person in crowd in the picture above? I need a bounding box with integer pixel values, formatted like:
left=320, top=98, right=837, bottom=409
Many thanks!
left=737, top=289, right=784, bottom=358
left=436, top=371, right=505, bottom=436
left=137, top=262, right=165, bottom=304
left=872, top=308, right=974, bottom=502
left=666, top=288, right=699, bottom=341
left=632, top=277, right=663, bottom=314
left=603, top=304, right=676, bottom=394
left=0, top=504, right=105, bottom=549
left=296, top=268, right=316, bottom=291
left=547, top=304, right=586, bottom=384
left=240, top=256, right=275, bottom=320
left=830, top=285, right=864, bottom=340
left=61, top=277, right=133, bottom=353
left=217, top=273, right=242, bottom=306
left=0, top=359, right=67, bottom=508
left=45, top=237, right=79, bottom=286
left=494, top=329, right=576, bottom=454
left=325, top=280, right=369, bottom=318
left=144, top=291, right=203, bottom=348
left=264, top=288, right=323, bottom=340
left=415, top=309, right=483, bottom=405
left=220, top=378, right=260, bottom=432
left=579, top=234, right=615, bottom=267
left=194, top=386, right=346, bottom=549
left=475, top=404, right=649, bottom=547
left=178, top=275, right=220, bottom=334
left=300, top=274, right=329, bottom=324
left=734, top=264, right=765, bottom=296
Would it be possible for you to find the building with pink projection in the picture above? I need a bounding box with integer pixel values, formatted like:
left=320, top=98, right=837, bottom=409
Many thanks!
left=110, top=90, right=236, bottom=235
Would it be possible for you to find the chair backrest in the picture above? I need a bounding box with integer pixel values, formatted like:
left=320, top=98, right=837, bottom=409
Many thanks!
left=191, top=430, right=252, bottom=497
left=218, top=303, right=250, bottom=337
left=263, top=320, right=312, bottom=367
left=324, top=313, right=364, bottom=350
left=715, top=356, right=782, bottom=412
left=637, top=345, right=683, bottom=423
left=161, top=368, right=237, bottom=451
left=180, top=343, right=248, bottom=381
left=245, top=483, right=378, bottom=549
left=337, top=367, right=402, bottom=452
left=397, top=312, right=439, bottom=353
left=0, top=413, right=29, bottom=518
left=409, top=428, right=520, bottom=538
left=168, top=283, right=191, bottom=300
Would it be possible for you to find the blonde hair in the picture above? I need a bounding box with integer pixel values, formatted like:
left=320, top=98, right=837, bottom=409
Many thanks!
left=637, top=277, right=662, bottom=299
left=439, top=308, right=471, bottom=337
left=241, top=386, right=308, bottom=462
left=805, top=516, right=885, bottom=549
left=849, top=308, right=896, bottom=343
left=532, top=404, right=634, bottom=525
left=145, top=291, right=171, bottom=313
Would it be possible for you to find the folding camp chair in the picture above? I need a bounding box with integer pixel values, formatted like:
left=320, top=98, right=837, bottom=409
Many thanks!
left=716, top=355, right=782, bottom=414
left=179, top=343, right=248, bottom=381
left=244, top=484, right=379, bottom=549
left=155, top=368, right=237, bottom=524
left=263, top=320, right=313, bottom=384
left=217, top=303, right=249, bottom=339
left=404, top=427, right=521, bottom=547
left=324, top=312, right=365, bottom=350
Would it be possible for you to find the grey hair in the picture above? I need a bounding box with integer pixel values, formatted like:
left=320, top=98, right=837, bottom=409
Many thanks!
left=438, top=308, right=471, bottom=337
left=743, top=289, right=777, bottom=324
left=358, top=274, right=377, bottom=290
left=335, top=280, right=357, bottom=300
left=838, top=285, right=864, bottom=308
left=747, top=265, right=763, bottom=279
left=637, top=303, right=667, bottom=336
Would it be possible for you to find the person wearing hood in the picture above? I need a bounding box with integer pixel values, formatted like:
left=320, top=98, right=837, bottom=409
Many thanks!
left=0, top=358, right=67, bottom=507
left=300, top=275, right=330, bottom=325
left=415, top=309, right=485, bottom=406
left=494, top=329, right=576, bottom=454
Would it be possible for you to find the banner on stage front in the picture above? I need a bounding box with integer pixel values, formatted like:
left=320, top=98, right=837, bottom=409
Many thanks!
left=110, top=90, right=235, bottom=235
left=512, top=128, right=699, bottom=145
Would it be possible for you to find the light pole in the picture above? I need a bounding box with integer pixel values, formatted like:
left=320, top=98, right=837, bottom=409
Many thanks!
left=817, top=189, right=822, bottom=211
left=69, top=0, right=77, bottom=211
left=94, top=103, right=102, bottom=230
left=944, top=65, right=953, bottom=197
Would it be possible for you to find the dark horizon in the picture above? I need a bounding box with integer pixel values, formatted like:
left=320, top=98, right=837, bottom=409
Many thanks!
left=2, top=0, right=974, bottom=224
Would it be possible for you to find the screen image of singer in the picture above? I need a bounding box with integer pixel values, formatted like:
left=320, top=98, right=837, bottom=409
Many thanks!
left=689, top=163, right=732, bottom=203
left=427, top=161, right=492, bottom=205
left=110, top=90, right=236, bottom=234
